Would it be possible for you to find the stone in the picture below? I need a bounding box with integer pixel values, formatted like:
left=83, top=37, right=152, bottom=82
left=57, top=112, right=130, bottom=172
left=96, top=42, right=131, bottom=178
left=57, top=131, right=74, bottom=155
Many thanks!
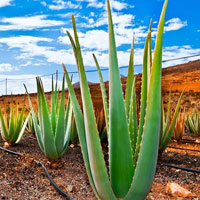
left=165, top=182, right=195, bottom=198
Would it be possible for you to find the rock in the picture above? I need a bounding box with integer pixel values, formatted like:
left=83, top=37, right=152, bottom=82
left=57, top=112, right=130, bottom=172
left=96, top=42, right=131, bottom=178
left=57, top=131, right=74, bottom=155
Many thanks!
left=3, top=142, right=10, bottom=148
left=67, top=185, right=76, bottom=192
left=166, top=182, right=195, bottom=197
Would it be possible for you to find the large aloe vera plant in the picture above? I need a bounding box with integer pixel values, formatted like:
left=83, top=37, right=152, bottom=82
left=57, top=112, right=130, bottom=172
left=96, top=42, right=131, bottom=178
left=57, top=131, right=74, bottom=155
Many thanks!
left=0, top=104, right=30, bottom=146
left=63, top=0, right=168, bottom=199
left=24, top=77, right=73, bottom=160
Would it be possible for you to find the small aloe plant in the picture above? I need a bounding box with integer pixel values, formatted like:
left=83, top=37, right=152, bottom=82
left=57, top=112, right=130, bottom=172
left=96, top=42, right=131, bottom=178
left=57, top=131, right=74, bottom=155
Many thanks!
left=185, top=112, right=200, bottom=136
left=63, top=0, right=168, bottom=199
left=0, top=104, right=30, bottom=146
left=173, top=109, right=185, bottom=143
left=159, top=92, right=183, bottom=153
left=24, top=76, right=73, bottom=160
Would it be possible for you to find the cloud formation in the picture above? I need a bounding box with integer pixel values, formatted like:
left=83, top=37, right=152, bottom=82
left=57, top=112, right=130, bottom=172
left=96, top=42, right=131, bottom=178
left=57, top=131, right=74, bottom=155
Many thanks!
left=48, top=0, right=81, bottom=10
left=0, top=0, right=13, bottom=8
left=0, top=15, right=65, bottom=31
left=164, top=18, right=187, bottom=32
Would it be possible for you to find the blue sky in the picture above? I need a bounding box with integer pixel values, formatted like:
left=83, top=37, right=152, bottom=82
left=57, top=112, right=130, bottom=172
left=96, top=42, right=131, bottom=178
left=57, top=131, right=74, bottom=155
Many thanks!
left=0, top=0, right=199, bottom=94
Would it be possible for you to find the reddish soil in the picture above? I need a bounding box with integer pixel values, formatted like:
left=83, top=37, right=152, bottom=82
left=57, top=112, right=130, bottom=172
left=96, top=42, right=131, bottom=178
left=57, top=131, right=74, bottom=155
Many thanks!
left=0, top=133, right=199, bottom=199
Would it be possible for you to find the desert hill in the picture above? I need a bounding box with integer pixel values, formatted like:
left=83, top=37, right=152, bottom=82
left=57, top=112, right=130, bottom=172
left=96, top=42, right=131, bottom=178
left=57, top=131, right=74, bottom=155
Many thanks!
left=0, top=59, right=200, bottom=114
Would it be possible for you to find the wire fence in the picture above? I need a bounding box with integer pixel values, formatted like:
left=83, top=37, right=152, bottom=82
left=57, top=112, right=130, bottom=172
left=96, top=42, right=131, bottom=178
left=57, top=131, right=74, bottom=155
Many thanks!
left=0, top=54, right=200, bottom=96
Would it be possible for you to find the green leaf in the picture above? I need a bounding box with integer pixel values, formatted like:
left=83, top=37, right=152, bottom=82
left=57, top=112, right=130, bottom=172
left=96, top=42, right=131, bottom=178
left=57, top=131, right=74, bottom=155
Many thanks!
left=136, top=31, right=151, bottom=158
left=93, top=54, right=109, bottom=135
left=128, top=79, right=138, bottom=156
left=55, top=76, right=66, bottom=155
left=0, top=109, right=9, bottom=140
left=63, top=64, right=101, bottom=199
left=51, top=76, right=57, bottom=135
left=16, top=112, right=31, bottom=144
left=125, top=37, right=134, bottom=118
left=107, top=0, right=133, bottom=197
left=8, top=106, right=15, bottom=143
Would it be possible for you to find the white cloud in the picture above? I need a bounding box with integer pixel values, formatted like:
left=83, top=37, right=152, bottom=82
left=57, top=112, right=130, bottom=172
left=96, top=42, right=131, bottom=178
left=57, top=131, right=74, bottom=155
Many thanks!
left=0, top=15, right=65, bottom=31
left=110, top=0, right=128, bottom=11
left=77, top=0, right=104, bottom=8
left=0, top=74, right=62, bottom=95
left=81, top=11, right=135, bottom=28
left=0, top=36, right=52, bottom=49
left=41, top=1, right=47, bottom=7
left=78, top=0, right=131, bottom=10
left=0, top=63, right=17, bottom=72
left=19, top=61, right=32, bottom=67
left=162, top=45, right=200, bottom=67
left=48, top=0, right=80, bottom=10
left=0, top=0, right=13, bottom=8
left=164, top=18, right=187, bottom=32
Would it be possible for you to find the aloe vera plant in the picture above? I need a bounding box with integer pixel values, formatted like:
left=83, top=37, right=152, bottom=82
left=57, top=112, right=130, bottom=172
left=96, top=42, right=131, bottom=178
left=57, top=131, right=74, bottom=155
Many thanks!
left=24, top=76, right=73, bottom=160
left=0, top=104, right=30, bottom=146
left=159, top=92, right=183, bottom=152
left=173, top=109, right=185, bottom=143
left=185, top=112, right=200, bottom=136
left=63, top=0, right=168, bottom=199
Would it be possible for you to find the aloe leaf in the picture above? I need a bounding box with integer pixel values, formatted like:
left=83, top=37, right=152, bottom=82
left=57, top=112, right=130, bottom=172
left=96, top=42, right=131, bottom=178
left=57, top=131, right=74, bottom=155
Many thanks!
left=55, top=76, right=66, bottom=155
left=136, top=31, right=151, bottom=158
left=128, top=79, right=138, bottom=156
left=11, top=107, right=25, bottom=143
left=147, top=19, right=152, bottom=90
left=0, top=109, right=9, bottom=140
left=8, top=106, right=15, bottom=143
left=93, top=54, right=109, bottom=134
left=63, top=64, right=101, bottom=199
left=51, top=76, right=57, bottom=135
left=16, top=113, right=31, bottom=144
left=24, top=84, right=44, bottom=152
left=71, top=14, right=116, bottom=199
left=159, top=91, right=183, bottom=152
left=107, top=0, right=134, bottom=197
left=125, top=0, right=168, bottom=199
left=36, top=78, right=44, bottom=141
left=37, top=78, right=58, bottom=159
left=160, top=100, right=164, bottom=144
left=62, top=100, right=73, bottom=154
left=125, top=37, right=134, bottom=118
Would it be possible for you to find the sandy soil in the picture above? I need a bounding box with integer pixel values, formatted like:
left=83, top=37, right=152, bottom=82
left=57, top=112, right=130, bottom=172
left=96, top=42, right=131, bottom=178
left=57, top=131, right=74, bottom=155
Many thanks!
left=0, top=134, right=199, bottom=200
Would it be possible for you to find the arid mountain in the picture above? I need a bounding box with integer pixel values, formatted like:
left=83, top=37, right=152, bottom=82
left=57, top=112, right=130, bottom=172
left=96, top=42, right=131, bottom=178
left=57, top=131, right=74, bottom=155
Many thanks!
left=0, top=59, right=200, bottom=114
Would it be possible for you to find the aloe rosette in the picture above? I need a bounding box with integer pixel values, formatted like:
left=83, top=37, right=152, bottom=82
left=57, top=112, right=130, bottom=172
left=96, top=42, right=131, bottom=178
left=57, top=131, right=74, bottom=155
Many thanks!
left=63, top=0, right=168, bottom=199
left=0, top=105, right=30, bottom=146
left=25, top=76, right=73, bottom=160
